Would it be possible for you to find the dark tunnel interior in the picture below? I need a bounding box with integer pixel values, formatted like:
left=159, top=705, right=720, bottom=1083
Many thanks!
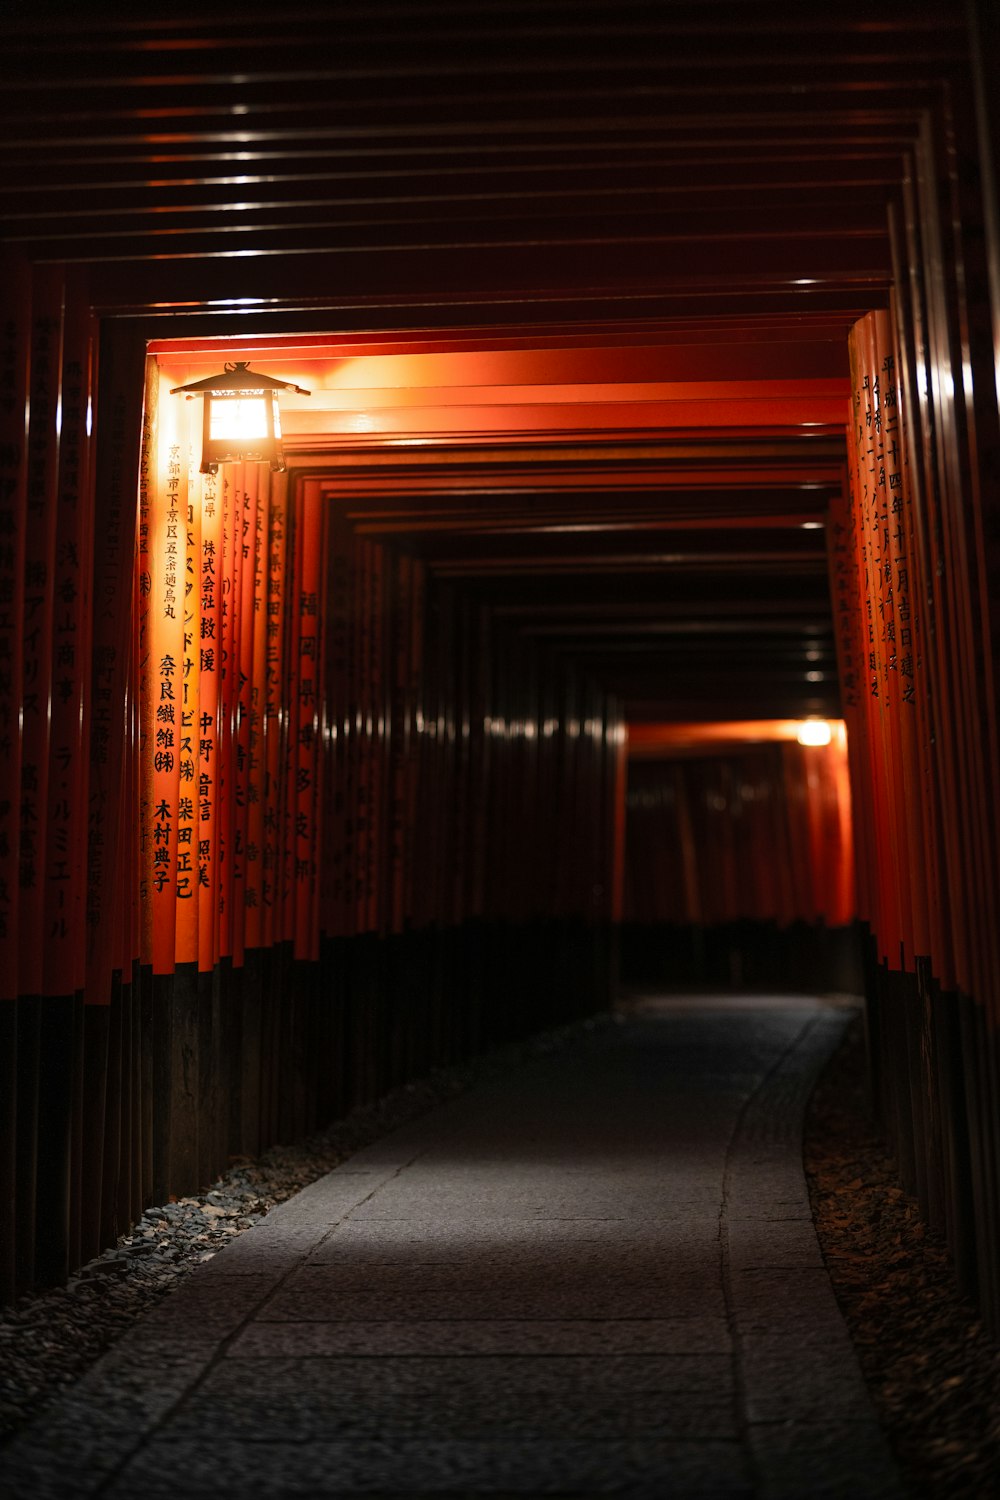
left=1, top=2, right=999, bottom=1494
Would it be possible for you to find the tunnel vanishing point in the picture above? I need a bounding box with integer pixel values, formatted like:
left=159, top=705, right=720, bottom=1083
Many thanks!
left=1, top=0, right=1000, bottom=1362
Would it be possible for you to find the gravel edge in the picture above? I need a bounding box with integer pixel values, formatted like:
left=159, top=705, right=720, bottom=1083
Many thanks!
left=10, top=1000, right=996, bottom=1497
left=0, top=1011, right=614, bottom=1450
left=804, top=1014, right=1000, bottom=1500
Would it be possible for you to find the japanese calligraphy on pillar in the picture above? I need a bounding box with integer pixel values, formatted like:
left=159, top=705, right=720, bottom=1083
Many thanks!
left=172, top=450, right=202, bottom=966
left=278, top=483, right=301, bottom=940
left=216, top=463, right=242, bottom=960
left=243, top=470, right=268, bottom=952
left=137, top=366, right=154, bottom=960
left=231, top=469, right=258, bottom=967
left=135, top=377, right=344, bottom=975
left=877, top=310, right=928, bottom=959
left=879, top=340, right=916, bottom=708
left=827, top=486, right=861, bottom=716
left=294, top=480, right=323, bottom=960
left=847, top=311, right=921, bottom=967
left=197, top=467, right=221, bottom=971
left=261, top=473, right=286, bottom=946
left=852, top=318, right=898, bottom=957
left=148, top=389, right=187, bottom=973
left=860, top=348, right=893, bottom=703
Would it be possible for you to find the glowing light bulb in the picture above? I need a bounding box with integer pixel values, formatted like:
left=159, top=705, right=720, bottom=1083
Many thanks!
left=797, top=719, right=832, bottom=747
left=209, top=396, right=269, bottom=442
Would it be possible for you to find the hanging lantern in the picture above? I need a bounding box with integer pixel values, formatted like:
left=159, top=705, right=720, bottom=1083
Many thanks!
left=170, top=361, right=310, bottom=474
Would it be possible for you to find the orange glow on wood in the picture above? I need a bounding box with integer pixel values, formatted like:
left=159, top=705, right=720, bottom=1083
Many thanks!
left=172, top=443, right=201, bottom=968
left=140, top=411, right=332, bottom=973
left=628, top=719, right=845, bottom=754
left=232, top=465, right=259, bottom=968
left=625, top=723, right=854, bottom=929
left=147, top=370, right=185, bottom=975
left=244, top=470, right=268, bottom=955
left=262, top=474, right=288, bottom=950
left=197, top=467, right=222, bottom=972
left=835, top=309, right=968, bottom=981
left=150, top=340, right=848, bottom=460
left=294, top=481, right=324, bottom=961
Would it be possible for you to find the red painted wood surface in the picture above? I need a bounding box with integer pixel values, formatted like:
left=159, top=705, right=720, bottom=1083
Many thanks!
left=86, top=328, right=146, bottom=1005
left=624, top=727, right=854, bottom=931
left=1, top=0, right=999, bottom=1326
left=0, top=255, right=31, bottom=1001
left=42, top=272, right=94, bottom=996
left=127, top=380, right=631, bottom=976
left=836, top=305, right=1000, bottom=1000
left=19, top=267, right=64, bottom=998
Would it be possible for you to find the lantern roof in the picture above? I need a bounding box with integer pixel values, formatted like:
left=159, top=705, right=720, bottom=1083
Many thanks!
left=170, top=361, right=310, bottom=397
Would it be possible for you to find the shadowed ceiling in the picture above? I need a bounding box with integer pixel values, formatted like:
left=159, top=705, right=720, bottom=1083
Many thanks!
left=1, top=0, right=967, bottom=722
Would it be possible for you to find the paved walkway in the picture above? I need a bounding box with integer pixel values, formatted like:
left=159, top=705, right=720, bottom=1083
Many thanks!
left=3, top=996, right=901, bottom=1499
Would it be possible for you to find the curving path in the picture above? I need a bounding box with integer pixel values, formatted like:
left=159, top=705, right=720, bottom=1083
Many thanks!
left=2, top=995, right=902, bottom=1499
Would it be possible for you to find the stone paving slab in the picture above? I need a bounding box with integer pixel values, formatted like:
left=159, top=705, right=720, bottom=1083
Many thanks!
left=257, top=1285, right=726, bottom=1322
left=197, top=1352, right=738, bottom=1397
left=729, top=1267, right=848, bottom=1335
left=276, top=1256, right=721, bottom=1290
left=1, top=994, right=904, bottom=1499
left=166, top=1369, right=735, bottom=1443
left=102, top=1436, right=755, bottom=1498
left=310, top=1215, right=725, bottom=1258
left=229, top=1316, right=734, bottom=1359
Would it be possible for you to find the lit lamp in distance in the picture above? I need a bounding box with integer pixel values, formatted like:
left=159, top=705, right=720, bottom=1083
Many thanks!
left=797, top=718, right=832, bottom=747
left=170, top=361, right=310, bottom=474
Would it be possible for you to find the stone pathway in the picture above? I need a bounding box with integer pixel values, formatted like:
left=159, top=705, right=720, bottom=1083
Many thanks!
left=1, top=996, right=902, bottom=1499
